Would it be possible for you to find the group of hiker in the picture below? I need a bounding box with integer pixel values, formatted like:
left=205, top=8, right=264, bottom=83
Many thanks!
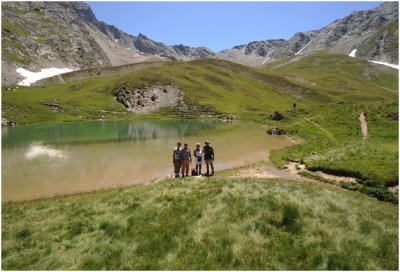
left=173, top=141, right=215, bottom=177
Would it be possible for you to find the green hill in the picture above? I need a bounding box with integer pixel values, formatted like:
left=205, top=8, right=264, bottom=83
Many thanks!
left=2, top=177, right=398, bottom=270
left=263, top=52, right=398, bottom=100
left=2, top=55, right=397, bottom=124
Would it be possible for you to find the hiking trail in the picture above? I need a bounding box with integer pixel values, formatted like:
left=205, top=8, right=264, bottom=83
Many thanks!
left=359, top=112, right=368, bottom=140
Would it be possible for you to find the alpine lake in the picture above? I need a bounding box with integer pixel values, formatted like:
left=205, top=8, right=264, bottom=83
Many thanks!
left=2, top=119, right=292, bottom=201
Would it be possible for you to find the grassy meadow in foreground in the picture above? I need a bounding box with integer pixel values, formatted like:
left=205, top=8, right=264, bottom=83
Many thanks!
left=2, top=177, right=398, bottom=270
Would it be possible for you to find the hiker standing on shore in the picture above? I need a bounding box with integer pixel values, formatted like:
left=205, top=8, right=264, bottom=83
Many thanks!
left=193, top=143, right=203, bottom=175
left=172, top=142, right=182, bottom=178
left=180, top=143, right=192, bottom=177
left=203, top=141, right=214, bottom=176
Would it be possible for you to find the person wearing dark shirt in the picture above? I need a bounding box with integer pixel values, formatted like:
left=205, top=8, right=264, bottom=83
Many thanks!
left=172, top=142, right=182, bottom=178
left=202, top=140, right=214, bottom=176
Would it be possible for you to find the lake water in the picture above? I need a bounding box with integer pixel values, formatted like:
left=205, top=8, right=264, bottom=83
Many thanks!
left=2, top=119, right=291, bottom=201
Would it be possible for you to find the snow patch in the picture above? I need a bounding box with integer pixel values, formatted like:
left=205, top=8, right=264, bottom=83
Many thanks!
left=16, top=67, right=73, bottom=86
left=295, top=40, right=311, bottom=56
left=368, top=60, right=399, bottom=69
left=349, top=49, right=357, bottom=57
left=25, top=143, right=68, bottom=160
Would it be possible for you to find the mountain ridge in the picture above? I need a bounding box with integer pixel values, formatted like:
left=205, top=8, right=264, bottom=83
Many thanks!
left=219, top=1, right=398, bottom=66
left=1, top=1, right=398, bottom=85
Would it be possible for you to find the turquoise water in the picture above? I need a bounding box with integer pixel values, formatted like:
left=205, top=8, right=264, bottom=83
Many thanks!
left=2, top=119, right=291, bottom=201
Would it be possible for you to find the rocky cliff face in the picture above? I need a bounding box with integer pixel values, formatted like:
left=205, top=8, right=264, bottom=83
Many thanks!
left=218, top=39, right=287, bottom=67
left=356, top=20, right=398, bottom=64
left=217, top=2, right=399, bottom=66
left=1, top=1, right=215, bottom=85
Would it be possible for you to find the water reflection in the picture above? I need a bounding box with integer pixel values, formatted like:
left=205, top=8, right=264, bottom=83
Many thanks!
left=2, top=119, right=222, bottom=147
left=25, top=142, right=68, bottom=160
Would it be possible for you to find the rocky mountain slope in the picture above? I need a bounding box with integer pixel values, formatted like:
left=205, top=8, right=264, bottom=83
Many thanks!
left=1, top=1, right=215, bottom=85
left=356, top=20, right=399, bottom=64
left=218, top=2, right=399, bottom=66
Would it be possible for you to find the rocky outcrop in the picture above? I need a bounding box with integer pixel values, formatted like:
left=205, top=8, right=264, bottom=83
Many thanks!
left=115, top=85, right=185, bottom=113
left=2, top=118, right=16, bottom=127
left=42, top=102, right=62, bottom=112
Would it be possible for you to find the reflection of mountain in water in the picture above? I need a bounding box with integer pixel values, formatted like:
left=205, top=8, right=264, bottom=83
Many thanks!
left=2, top=120, right=225, bottom=147
left=118, top=120, right=221, bottom=141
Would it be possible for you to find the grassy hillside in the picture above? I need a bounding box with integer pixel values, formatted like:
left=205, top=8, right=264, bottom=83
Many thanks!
left=263, top=52, right=398, bottom=98
left=2, top=59, right=306, bottom=124
left=268, top=102, right=398, bottom=189
left=35, top=61, right=166, bottom=85
left=2, top=55, right=398, bottom=124
left=262, top=52, right=398, bottom=192
left=2, top=177, right=398, bottom=270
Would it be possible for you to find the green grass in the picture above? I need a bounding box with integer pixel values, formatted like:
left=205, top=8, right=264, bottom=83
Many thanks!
left=269, top=102, right=398, bottom=188
left=264, top=52, right=398, bottom=97
left=2, top=177, right=398, bottom=270
left=1, top=19, right=29, bottom=37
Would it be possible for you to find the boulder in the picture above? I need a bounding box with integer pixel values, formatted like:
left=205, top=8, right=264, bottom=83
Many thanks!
left=267, top=127, right=285, bottom=135
left=269, top=111, right=284, bottom=121
left=2, top=118, right=16, bottom=127
left=386, top=112, right=398, bottom=121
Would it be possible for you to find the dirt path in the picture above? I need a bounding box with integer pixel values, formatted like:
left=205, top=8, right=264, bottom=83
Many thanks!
left=230, top=162, right=315, bottom=181
left=229, top=161, right=359, bottom=192
left=230, top=162, right=308, bottom=181
left=359, top=112, right=368, bottom=140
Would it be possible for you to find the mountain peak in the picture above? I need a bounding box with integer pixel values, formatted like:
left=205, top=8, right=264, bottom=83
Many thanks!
left=137, top=33, right=149, bottom=39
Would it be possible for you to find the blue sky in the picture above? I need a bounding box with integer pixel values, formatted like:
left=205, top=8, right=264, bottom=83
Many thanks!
left=88, top=1, right=383, bottom=51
